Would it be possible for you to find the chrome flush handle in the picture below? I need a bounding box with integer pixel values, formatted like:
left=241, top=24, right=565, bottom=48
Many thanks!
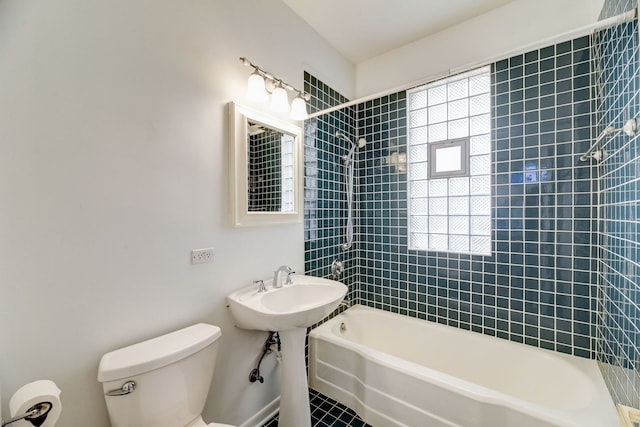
left=105, top=381, right=136, bottom=396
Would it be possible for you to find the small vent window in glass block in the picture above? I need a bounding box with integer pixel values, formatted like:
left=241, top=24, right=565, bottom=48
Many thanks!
left=429, top=138, right=469, bottom=179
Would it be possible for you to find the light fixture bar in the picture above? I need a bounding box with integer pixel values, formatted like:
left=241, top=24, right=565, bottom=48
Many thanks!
left=239, top=57, right=311, bottom=101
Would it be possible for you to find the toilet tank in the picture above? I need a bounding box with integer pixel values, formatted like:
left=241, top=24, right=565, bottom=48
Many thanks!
left=98, top=323, right=222, bottom=427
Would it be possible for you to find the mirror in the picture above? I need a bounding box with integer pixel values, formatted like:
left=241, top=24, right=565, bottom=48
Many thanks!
left=228, top=102, right=303, bottom=227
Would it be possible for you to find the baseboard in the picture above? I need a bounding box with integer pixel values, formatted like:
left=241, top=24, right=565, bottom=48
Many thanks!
left=238, top=396, right=279, bottom=427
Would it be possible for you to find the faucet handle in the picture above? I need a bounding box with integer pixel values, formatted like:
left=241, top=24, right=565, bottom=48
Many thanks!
left=285, top=269, right=295, bottom=285
left=254, top=280, right=267, bottom=292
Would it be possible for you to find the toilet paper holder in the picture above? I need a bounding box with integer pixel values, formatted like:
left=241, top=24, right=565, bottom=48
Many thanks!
left=2, top=401, right=52, bottom=427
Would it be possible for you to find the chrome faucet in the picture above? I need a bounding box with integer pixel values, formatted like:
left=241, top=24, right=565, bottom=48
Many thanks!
left=273, top=265, right=294, bottom=288
left=339, top=296, right=353, bottom=311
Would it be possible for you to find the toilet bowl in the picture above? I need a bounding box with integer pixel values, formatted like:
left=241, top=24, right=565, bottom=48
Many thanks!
left=97, top=323, right=235, bottom=427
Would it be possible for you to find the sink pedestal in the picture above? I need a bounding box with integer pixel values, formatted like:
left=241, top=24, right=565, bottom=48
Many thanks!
left=278, top=328, right=311, bottom=427
left=226, top=274, right=347, bottom=427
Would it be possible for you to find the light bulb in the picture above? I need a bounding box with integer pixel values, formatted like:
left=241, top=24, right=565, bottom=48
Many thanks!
left=246, top=71, right=268, bottom=102
left=290, top=95, right=309, bottom=120
left=270, top=85, right=290, bottom=113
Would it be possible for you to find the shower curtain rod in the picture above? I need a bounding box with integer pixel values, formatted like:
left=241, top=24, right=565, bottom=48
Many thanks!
left=308, top=8, right=637, bottom=120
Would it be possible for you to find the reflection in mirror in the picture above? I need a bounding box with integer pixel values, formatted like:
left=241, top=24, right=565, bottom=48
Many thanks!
left=247, top=121, right=295, bottom=213
left=228, top=102, right=302, bottom=227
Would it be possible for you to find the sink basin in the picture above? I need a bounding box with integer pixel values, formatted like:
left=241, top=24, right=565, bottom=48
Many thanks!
left=227, top=275, right=347, bottom=331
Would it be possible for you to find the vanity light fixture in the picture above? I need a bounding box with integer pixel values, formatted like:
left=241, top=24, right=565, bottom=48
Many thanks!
left=246, top=70, right=268, bottom=102
left=290, top=93, right=309, bottom=121
left=270, top=83, right=290, bottom=113
left=240, top=57, right=310, bottom=120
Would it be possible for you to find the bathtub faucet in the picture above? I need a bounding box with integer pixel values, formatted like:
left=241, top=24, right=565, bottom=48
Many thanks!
left=339, top=296, right=353, bottom=311
left=273, top=265, right=294, bottom=288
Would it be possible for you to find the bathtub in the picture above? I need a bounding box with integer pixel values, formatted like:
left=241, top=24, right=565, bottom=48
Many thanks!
left=308, top=305, right=620, bottom=427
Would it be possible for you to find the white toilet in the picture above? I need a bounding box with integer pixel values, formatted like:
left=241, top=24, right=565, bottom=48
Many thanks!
left=97, top=323, right=234, bottom=427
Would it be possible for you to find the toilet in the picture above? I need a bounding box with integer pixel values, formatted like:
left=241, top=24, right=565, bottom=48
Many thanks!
left=97, top=323, right=234, bottom=427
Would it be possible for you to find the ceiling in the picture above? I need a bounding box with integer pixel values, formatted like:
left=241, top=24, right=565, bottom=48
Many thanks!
left=281, top=0, right=518, bottom=63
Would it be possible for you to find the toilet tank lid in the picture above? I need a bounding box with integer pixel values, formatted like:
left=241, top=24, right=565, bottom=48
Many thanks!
left=97, top=323, right=222, bottom=383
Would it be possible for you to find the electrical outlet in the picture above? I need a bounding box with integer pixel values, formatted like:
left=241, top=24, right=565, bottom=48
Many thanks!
left=191, top=248, right=214, bottom=265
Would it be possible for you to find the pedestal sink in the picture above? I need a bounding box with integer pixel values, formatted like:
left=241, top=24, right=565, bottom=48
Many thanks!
left=227, top=274, right=347, bottom=427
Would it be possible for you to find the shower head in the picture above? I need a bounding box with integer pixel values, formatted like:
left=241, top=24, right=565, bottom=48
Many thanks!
left=335, top=131, right=367, bottom=148
left=335, top=131, right=352, bottom=144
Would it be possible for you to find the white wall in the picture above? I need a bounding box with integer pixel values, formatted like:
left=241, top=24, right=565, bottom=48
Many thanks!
left=356, top=0, right=605, bottom=98
left=0, top=0, right=354, bottom=425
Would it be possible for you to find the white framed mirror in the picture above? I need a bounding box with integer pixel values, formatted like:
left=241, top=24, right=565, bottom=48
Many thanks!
left=228, top=102, right=303, bottom=227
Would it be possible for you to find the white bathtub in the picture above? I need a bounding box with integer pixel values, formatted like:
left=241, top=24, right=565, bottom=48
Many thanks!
left=308, top=305, right=621, bottom=427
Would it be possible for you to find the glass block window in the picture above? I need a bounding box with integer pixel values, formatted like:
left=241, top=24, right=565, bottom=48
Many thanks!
left=407, top=66, right=491, bottom=255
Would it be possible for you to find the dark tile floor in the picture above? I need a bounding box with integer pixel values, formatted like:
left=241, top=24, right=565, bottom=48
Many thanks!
left=262, top=389, right=372, bottom=427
